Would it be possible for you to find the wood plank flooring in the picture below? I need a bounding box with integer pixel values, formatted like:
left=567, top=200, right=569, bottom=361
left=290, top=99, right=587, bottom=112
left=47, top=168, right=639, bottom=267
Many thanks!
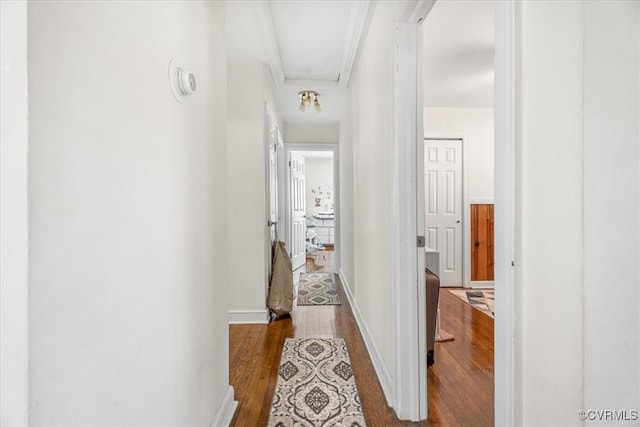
left=229, top=257, right=494, bottom=426
left=427, top=289, right=494, bottom=426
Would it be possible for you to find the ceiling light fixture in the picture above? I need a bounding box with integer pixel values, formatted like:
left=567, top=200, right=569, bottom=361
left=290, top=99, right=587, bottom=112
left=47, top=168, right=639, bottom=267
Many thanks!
left=298, top=90, right=321, bottom=113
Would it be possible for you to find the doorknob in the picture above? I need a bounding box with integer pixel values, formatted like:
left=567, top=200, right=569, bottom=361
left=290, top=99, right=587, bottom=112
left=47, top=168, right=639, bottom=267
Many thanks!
left=456, top=220, right=461, bottom=223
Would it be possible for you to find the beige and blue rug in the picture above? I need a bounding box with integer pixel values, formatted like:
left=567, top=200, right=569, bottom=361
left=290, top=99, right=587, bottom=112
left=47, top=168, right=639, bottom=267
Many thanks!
left=267, top=338, right=366, bottom=427
left=449, top=289, right=495, bottom=318
left=297, top=273, right=341, bottom=306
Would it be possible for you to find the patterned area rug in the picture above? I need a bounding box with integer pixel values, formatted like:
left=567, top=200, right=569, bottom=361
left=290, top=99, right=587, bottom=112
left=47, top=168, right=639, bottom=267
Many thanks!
left=268, top=338, right=366, bottom=426
left=449, top=289, right=495, bottom=318
left=297, top=273, right=341, bottom=306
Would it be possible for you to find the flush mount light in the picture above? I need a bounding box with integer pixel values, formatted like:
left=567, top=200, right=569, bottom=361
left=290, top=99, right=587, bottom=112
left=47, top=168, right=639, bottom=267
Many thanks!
left=298, top=90, right=321, bottom=113
left=168, top=59, right=196, bottom=104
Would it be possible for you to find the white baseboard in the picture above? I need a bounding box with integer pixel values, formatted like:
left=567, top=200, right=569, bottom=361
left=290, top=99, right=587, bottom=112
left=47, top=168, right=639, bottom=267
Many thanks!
left=228, top=309, right=269, bottom=324
left=468, top=281, right=495, bottom=289
left=338, top=269, right=394, bottom=406
left=210, top=385, right=238, bottom=427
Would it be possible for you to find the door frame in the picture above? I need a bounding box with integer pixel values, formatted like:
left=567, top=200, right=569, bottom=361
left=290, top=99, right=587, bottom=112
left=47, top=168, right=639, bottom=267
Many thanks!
left=424, top=136, right=471, bottom=288
left=396, top=0, right=516, bottom=424
left=284, top=143, right=340, bottom=272
left=393, top=19, right=426, bottom=421
left=493, top=2, right=516, bottom=425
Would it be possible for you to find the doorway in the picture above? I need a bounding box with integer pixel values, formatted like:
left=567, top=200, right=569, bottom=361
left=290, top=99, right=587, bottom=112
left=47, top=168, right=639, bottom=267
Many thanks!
left=284, top=144, right=340, bottom=283
left=415, top=0, right=514, bottom=424
left=421, top=0, right=496, bottom=417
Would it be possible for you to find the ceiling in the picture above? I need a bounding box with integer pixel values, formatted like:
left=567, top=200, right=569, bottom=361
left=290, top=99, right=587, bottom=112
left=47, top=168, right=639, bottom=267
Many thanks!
left=269, top=1, right=351, bottom=81
left=226, top=0, right=370, bottom=125
left=423, top=0, right=495, bottom=108
left=226, top=0, right=495, bottom=125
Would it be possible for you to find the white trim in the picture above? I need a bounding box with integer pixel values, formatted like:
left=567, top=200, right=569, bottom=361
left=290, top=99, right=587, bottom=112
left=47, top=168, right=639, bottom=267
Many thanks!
left=392, top=22, right=424, bottom=421
left=494, top=1, right=516, bottom=425
left=338, top=0, right=373, bottom=90
left=0, top=2, right=30, bottom=424
left=228, top=310, right=269, bottom=325
left=209, top=386, right=238, bottom=427
left=257, top=1, right=286, bottom=88
left=414, top=18, right=427, bottom=422
left=424, top=136, right=471, bottom=288
left=265, top=105, right=275, bottom=305
left=338, top=269, right=394, bottom=402
left=470, top=197, right=495, bottom=205
left=396, top=0, right=437, bottom=24
left=469, top=281, right=495, bottom=289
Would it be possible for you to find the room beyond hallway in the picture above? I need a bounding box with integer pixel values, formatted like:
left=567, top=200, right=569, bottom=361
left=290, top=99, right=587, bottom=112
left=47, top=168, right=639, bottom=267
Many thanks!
left=429, top=290, right=494, bottom=426
left=306, top=247, right=335, bottom=273
left=228, top=274, right=494, bottom=426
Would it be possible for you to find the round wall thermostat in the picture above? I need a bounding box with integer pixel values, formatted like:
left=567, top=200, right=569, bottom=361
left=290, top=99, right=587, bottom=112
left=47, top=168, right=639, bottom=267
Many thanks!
left=168, top=59, right=196, bottom=103
left=178, top=68, right=196, bottom=95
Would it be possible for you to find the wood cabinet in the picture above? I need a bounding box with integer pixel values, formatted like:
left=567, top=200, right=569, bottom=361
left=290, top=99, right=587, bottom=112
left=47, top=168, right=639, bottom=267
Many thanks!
left=471, top=204, right=494, bottom=281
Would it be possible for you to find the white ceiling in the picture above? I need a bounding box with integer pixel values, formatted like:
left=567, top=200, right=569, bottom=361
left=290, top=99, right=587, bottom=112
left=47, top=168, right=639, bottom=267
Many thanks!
left=270, top=1, right=351, bottom=81
left=226, top=0, right=495, bottom=125
left=423, top=0, right=495, bottom=108
left=226, top=0, right=369, bottom=125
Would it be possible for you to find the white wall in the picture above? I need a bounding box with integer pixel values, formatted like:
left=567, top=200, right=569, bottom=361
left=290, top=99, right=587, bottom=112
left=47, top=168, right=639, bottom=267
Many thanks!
left=283, top=123, right=339, bottom=143
left=0, top=1, right=30, bottom=425
left=423, top=107, right=494, bottom=201
left=304, top=158, right=334, bottom=216
left=28, top=2, right=232, bottom=424
left=339, top=100, right=355, bottom=291
left=227, top=62, right=270, bottom=323
left=516, top=1, right=640, bottom=425
left=582, top=0, right=639, bottom=417
left=226, top=61, right=283, bottom=324
left=518, top=3, right=585, bottom=424
left=344, top=0, right=397, bottom=396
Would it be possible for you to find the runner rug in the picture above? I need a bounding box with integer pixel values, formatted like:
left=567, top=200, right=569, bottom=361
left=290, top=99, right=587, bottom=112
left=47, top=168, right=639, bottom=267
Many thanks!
left=297, top=273, right=341, bottom=306
left=267, top=338, right=366, bottom=427
left=448, top=289, right=495, bottom=318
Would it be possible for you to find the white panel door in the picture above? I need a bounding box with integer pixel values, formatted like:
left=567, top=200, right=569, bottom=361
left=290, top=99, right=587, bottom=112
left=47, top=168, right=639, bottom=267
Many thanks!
left=268, top=123, right=279, bottom=243
left=289, top=153, right=306, bottom=271
left=424, top=139, right=463, bottom=286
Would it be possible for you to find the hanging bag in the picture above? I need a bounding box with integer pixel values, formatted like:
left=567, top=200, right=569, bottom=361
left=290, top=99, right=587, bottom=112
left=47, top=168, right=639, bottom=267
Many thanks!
left=267, top=240, right=293, bottom=318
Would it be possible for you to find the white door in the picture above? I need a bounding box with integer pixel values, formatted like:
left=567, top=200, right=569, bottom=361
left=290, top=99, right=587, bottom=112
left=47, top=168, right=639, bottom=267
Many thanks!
left=268, top=124, right=278, bottom=242
left=424, top=139, right=463, bottom=286
left=289, top=153, right=306, bottom=271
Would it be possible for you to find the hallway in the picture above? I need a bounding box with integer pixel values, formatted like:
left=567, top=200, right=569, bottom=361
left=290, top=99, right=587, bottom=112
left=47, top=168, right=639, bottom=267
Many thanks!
left=229, top=260, right=494, bottom=426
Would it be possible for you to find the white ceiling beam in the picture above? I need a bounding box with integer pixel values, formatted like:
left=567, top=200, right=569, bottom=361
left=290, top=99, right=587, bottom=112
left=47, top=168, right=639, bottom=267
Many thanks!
left=283, top=79, right=340, bottom=90
left=396, top=0, right=437, bottom=24
left=337, top=0, right=372, bottom=90
left=257, top=1, right=286, bottom=88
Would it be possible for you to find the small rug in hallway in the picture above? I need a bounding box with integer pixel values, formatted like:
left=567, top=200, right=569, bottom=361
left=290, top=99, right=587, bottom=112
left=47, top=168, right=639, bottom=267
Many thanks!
left=297, top=273, right=341, bottom=306
left=449, top=289, right=495, bottom=318
left=267, top=338, right=366, bottom=427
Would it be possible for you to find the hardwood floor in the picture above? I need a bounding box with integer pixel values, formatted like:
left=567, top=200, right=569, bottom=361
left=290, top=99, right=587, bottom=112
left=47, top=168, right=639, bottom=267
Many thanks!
left=305, top=247, right=335, bottom=273
left=427, top=289, right=494, bottom=426
left=229, top=260, right=494, bottom=426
